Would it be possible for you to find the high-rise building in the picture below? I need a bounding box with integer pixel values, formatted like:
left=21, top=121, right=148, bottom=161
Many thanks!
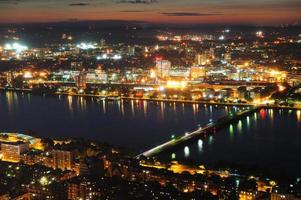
left=100, top=39, right=106, bottom=47
left=195, top=54, right=207, bottom=65
left=71, top=61, right=83, bottom=70
left=224, top=53, right=232, bottom=62
left=0, top=141, right=29, bottom=162
left=68, top=182, right=87, bottom=200
left=95, top=67, right=108, bottom=83
left=75, top=70, right=87, bottom=90
left=156, top=60, right=171, bottom=78
left=190, top=66, right=206, bottom=79
left=52, top=150, right=73, bottom=171
left=128, top=46, right=135, bottom=56
left=5, top=71, right=14, bottom=87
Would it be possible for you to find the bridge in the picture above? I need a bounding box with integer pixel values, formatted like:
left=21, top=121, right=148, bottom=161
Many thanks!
left=137, top=106, right=261, bottom=158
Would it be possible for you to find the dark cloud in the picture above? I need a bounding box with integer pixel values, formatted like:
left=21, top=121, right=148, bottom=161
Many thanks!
left=160, top=12, right=222, bottom=17
left=120, top=10, right=145, bottom=12
left=0, top=0, right=22, bottom=4
left=69, top=2, right=90, bottom=6
left=115, top=0, right=157, bottom=4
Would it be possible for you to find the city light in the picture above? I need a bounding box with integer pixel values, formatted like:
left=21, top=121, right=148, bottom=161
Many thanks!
left=166, top=80, right=187, bottom=89
left=23, top=71, right=33, bottom=79
left=4, top=42, right=28, bottom=53
left=76, top=42, right=97, bottom=50
left=39, top=176, right=49, bottom=186
left=0, top=13, right=300, bottom=199
left=256, top=31, right=264, bottom=38
left=96, top=54, right=122, bottom=60
left=219, top=35, right=225, bottom=40
left=278, top=84, right=286, bottom=92
left=150, top=69, right=156, bottom=78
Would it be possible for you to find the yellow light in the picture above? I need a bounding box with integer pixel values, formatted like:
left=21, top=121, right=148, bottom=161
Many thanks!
left=166, top=80, right=187, bottom=89
left=23, top=71, right=33, bottom=79
left=269, top=180, right=277, bottom=187
left=39, top=72, right=47, bottom=77
left=297, top=110, right=301, bottom=122
left=150, top=70, right=156, bottom=78
left=278, top=85, right=286, bottom=92
left=39, top=176, right=49, bottom=186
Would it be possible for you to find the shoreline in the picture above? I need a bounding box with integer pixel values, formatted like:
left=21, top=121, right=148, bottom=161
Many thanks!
left=1, top=87, right=300, bottom=110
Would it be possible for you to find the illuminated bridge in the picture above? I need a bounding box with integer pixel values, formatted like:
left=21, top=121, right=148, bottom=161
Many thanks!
left=138, top=106, right=262, bottom=158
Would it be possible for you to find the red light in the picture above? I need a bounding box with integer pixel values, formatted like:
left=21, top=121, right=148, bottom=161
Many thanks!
left=260, top=109, right=266, bottom=119
left=155, top=56, right=163, bottom=61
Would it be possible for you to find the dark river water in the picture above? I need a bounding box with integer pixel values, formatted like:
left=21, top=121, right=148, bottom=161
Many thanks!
left=0, top=91, right=230, bottom=150
left=157, top=108, right=301, bottom=178
left=0, top=91, right=300, bottom=177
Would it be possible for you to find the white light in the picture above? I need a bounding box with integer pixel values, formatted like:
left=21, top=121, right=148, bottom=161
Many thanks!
left=77, top=42, right=96, bottom=50
left=23, top=71, right=33, bottom=79
left=112, top=54, right=122, bottom=60
left=198, top=139, right=203, bottom=151
left=219, top=35, right=225, bottom=40
left=184, top=146, right=190, bottom=157
left=4, top=42, right=28, bottom=53
left=102, top=54, right=108, bottom=59
left=5, top=44, right=12, bottom=50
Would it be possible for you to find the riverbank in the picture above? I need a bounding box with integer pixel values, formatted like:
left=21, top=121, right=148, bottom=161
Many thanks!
left=1, top=87, right=300, bottom=110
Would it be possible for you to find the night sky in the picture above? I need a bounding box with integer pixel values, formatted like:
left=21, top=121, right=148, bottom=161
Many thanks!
left=0, top=0, right=300, bottom=24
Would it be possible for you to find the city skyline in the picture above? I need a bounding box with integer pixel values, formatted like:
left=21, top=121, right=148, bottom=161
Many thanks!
left=0, top=1, right=301, bottom=198
left=0, top=0, right=300, bottom=25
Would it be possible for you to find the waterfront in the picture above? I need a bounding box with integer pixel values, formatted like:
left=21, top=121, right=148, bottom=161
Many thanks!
left=0, top=91, right=230, bottom=151
left=1, top=91, right=300, bottom=177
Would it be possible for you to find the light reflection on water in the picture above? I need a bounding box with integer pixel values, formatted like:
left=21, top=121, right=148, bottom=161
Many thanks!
left=4, top=91, right=300, bottom=176
left=160, top=108, right=301, bottom=177
left=184, top=146, right=190, bottom=157
left=198, top=139, right=203, bottom=152
left=0, top=91, right=231, bottom=151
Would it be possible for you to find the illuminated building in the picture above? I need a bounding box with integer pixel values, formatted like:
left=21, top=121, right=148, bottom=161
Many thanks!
left=94, top=67, right=108, bottom=83
left=52, top=150, right=73, bottom=171
left=103, top=157, right=129, bottom=178
left=166, top=80, right=187, bottom=89
left=224, top=53, right=232, bottom=62
left=190, top=66, right=206, bottom=79
left=75, top=71, right=87, bottom=90
left=71, top=61, right=83, bottom=71
left=239, top=191, right=257, bottom=200
left=67, top=178, right=102, bottom=200
left=68, top=182, right=87, bottom=200
left=128, top=46, right=135, bottom=56
left=21, top=150, right=48, bottom=166
left=4, top=71, right=14, bottom=87
left=270, top=193, right=298, bottom=200
left=0, top=141, right=29, bottom=162
left=195, top=54, right=207, bottom=65
left=156, top=60, right=171, bottom=78
left=169, top=68, right=190, bottom=78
